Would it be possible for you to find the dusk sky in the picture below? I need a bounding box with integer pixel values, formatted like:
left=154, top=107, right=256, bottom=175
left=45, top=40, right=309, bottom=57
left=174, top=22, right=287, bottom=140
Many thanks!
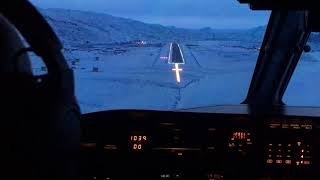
left=30, top=0, right=270, bottom=29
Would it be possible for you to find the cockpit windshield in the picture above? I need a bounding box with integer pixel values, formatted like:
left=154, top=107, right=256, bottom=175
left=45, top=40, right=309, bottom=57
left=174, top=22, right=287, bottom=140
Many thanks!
left=30, top=0, right=270, bottom=113
left=284, top=33, right=320, bottom=106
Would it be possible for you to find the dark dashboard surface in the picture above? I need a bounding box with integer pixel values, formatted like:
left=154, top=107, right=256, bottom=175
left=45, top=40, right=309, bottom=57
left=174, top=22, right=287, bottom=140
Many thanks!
left=80, top=105, right=320, bottom=180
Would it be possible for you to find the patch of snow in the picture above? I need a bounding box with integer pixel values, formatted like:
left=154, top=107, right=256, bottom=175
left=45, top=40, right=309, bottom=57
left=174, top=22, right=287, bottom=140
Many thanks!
left=27, top=8, right=320, bottom=112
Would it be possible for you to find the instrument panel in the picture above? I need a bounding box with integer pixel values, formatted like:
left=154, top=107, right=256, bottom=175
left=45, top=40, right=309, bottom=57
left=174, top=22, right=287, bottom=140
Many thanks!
left=80, top=106, right=320, bottom=180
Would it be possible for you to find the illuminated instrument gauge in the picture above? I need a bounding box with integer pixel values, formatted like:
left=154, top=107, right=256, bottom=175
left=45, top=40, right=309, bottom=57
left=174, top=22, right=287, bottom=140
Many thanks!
left=232, top=132, right=247, bottom=141
left=128, top=134, right=148, bottom=152
left=228, top=131, right=253, bottom=155
left=265, top=119, right=313, bottom=167
left=80, top=142, right=97, bottom=150
left=207, top=173, right=224, bottom=180
left=265, top=141, right=312, bottom=167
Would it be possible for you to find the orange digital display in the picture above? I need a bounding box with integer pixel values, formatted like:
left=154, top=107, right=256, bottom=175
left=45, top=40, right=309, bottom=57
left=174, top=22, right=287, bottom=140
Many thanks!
left=129, top=135, right=148, bottom=151
left=132, top=144, right=142, bottom=150
left=130, top=135, right=147, bottom=142
left=232, top=132, right=247, bottom=140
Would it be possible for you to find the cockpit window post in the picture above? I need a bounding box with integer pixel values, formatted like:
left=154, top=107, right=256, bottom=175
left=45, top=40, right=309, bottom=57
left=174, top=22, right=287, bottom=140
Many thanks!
left=243, top=11, right=311, bottom=106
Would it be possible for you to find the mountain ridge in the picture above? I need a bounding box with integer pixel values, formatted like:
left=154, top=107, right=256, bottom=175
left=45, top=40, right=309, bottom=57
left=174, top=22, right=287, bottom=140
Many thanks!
left=40, top=8, right=266, bottom=46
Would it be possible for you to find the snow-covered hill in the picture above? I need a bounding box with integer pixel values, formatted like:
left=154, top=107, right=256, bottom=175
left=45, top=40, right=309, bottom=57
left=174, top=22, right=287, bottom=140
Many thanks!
left=40, top=8, right=269, bottom=48
left=213, top=26, right=266, bottom=42
left=41, top=8, right=217, bottom=46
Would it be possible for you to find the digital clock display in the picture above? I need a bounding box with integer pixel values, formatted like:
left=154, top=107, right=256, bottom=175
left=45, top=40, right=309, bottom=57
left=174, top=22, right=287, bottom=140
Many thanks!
left=129, top=135, right=148, bottom=151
